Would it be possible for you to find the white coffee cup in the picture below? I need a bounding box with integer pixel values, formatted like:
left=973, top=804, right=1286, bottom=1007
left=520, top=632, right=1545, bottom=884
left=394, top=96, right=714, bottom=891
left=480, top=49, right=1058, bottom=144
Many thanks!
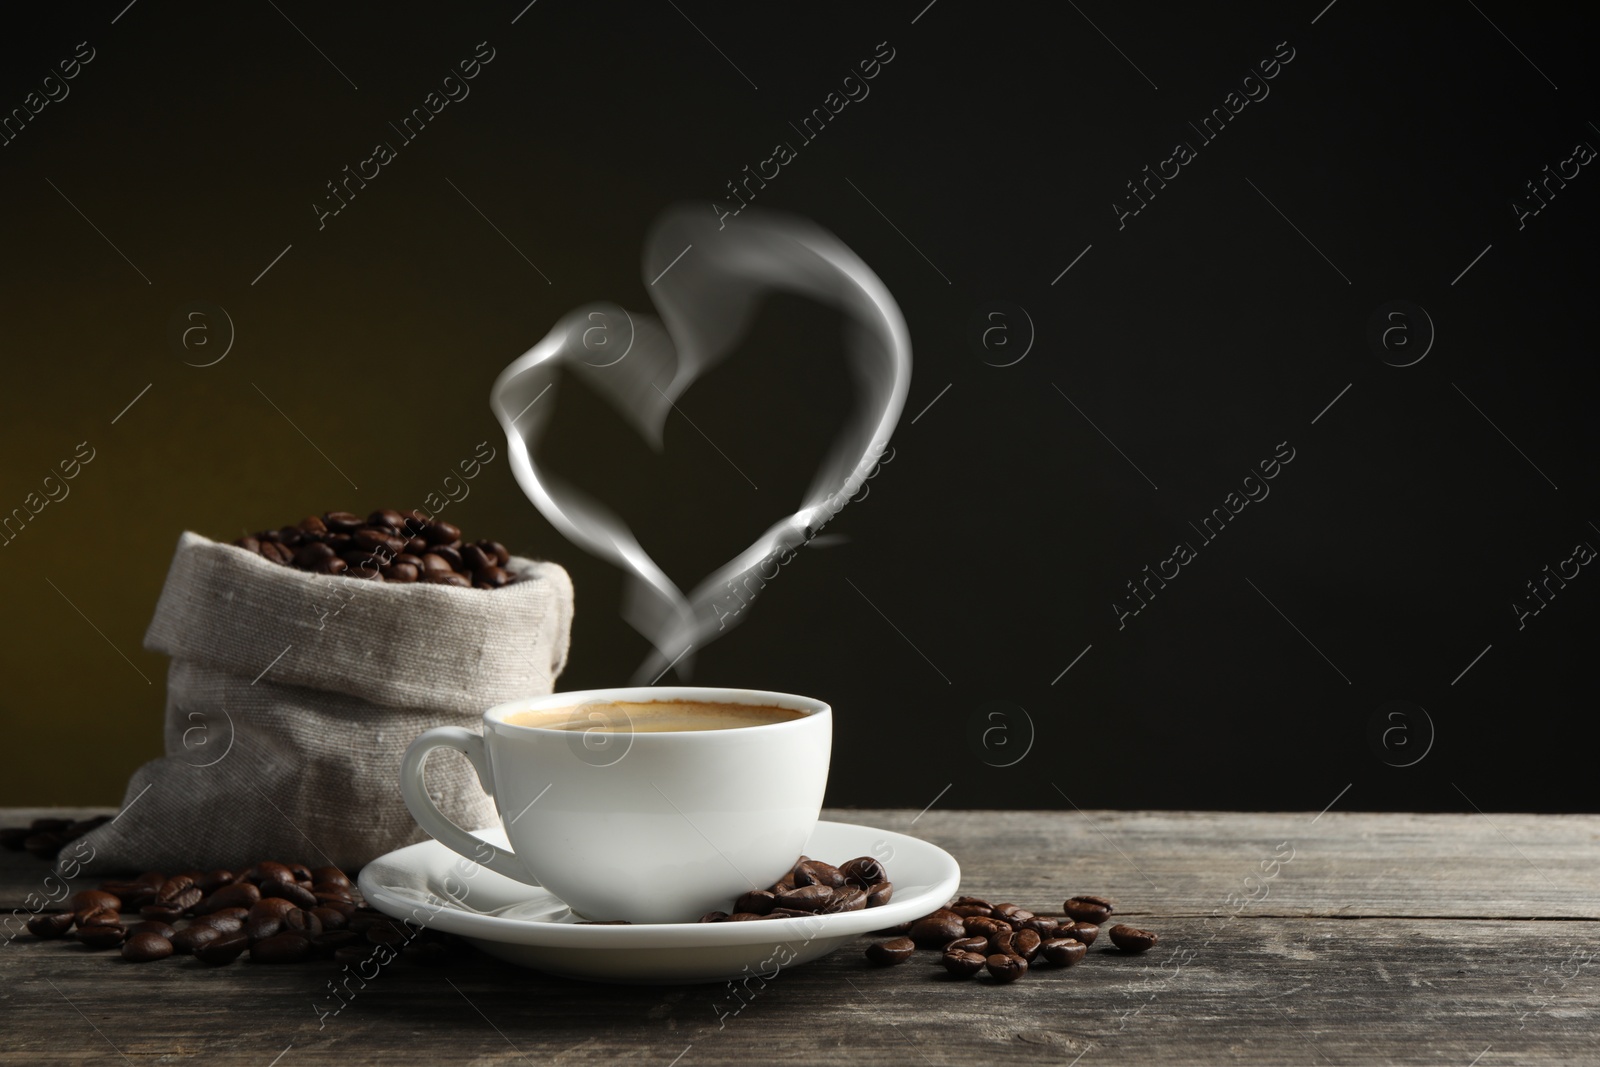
left=399, top=686, right=832, bottom=923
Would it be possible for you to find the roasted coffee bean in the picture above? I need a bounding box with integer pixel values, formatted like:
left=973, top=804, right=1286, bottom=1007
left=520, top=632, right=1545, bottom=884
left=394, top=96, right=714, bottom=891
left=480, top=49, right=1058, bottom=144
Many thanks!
left=774, top=885, right=833, bottom=912
left=766, top=908, right=814, bottom=919
left=247, top=862, right=293, bottom=886
left=838, top=856, right=887, bottom=888
left=69, top=889, right=121, bottom=914
left=333, top=943, right=376, bottom=966
left=992, top=903, right=1034, bottom=923
left=964, top=916, right=1009, bottom=939
left=283, top=909, right=323, bottom=938
left=251, top=897, right=298, bottom=918
left=343, top=557, right=383, bottom=579
left=953, top=896, right=993, bottom=909
left=950, top=904, right=994, bottom=919
left=473, top=565, right=511, bottom=589
left=908, top=911, right=966, bottom=947
left=427, top=544, right=464, bottom=570
left=299, top=515, right=328, bottom=534
left=77, top=907, right=122, bottom=928
left=461, top=544, right=492, bottom=572
left=945, top=936, right=989, bottom=954
left=196, top=882, right=260, bottom=914
left=1040, top=938, right=1087, bottom=966
left=76, top=925, right=126, bottom=950
left=865, top=883, right=893, bottom=908
left=943, top=949, right=988, bottom=977
left=126, top=920, right=176, bottom=940
left=825, top=887, right=868, bottom=913
left=172, top=924, right=224, bottom=954
left=311, top=907, right=347, bottom=931
left=726, top=912, right=768, bottom=922
left=251, top=932, right=312, bottom=963
left=121, top=932, right=172, bottom=962
left=424, top=521, right=462, bottom=546
left=698, top=911, right=729, bottom=923
left=288, top=863, right=313, bottom=883
left=99, top=874, right=159, bottom=900
left=420, top=553, right=454, bottom=578
left=195, top=933, right=249, bottom=965
left=262, top=880, right=318, bottom=909
left=247, top=899, right=296, bottom=941
left=316, top=556, right=349, bottom=576
left=1064, top=895, right=1115, bottom=924
left=1109, top=924, right=1157, bottom=953
left=203, top=915, right=246, bottom=937
left=354, top=528, right=406, bottom=555
left=155, top=880, right=203, bottom=912
left=381, top=561, right=420, bottom=583
left=429, top=573, right=471, bottom=588
left=312, top=884, right=357, bottom=905
left=312, top=866, right=351, bottom=888
left=323, top=511, right=363, bottom=532
left=793, top=860, right=847, bottom=888
left=366, top=921, right=410, bottom=945
left=734, top=890, right=776, bottom=916
left=985, top=953, right=1027, bottom=983
left=1012, top=929, right=1043, bottom=963
left=865, top=937, right=916, bottom=966
left=476, top=540, right=510, bottom=566
left=1066, top=921, right=1099, bottom=946
left=276, top=526, right=305, bottom=547
left=988, top=929, right=1017, bottom=957
left=295, top=542, right=337, bottom=568
left=194, top=870, right=235, bottom=895
left=26, top=912, right=76, bottom=939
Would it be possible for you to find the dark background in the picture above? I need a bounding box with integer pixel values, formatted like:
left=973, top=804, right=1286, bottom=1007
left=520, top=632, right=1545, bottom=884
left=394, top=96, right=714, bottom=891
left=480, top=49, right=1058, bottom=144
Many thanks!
left=2, top=1, right=1594, bottom=814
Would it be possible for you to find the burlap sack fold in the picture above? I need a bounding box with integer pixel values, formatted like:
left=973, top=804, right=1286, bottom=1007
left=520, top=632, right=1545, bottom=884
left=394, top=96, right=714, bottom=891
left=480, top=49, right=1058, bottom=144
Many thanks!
left=70, top=531, right=574, bottom=875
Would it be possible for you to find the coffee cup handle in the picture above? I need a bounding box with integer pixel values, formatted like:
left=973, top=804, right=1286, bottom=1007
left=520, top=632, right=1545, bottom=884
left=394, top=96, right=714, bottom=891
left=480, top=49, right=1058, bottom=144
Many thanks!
left=399, top=727, right=538, bottom=887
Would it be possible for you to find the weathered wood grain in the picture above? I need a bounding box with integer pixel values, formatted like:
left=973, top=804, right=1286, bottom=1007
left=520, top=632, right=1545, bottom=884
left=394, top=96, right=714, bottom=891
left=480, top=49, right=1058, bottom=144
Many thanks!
left=3, top=808, right=1596, bottom=1065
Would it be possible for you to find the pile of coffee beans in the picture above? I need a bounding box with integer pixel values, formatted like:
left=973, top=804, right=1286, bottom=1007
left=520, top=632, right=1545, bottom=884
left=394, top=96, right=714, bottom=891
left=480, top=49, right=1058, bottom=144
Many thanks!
left=865, top=891, right=1160, bottom=984
left=19, top=860, right=466, bottom=967
left=569, top=856, right=895, bottom=925
left=232, top=510, right=522, bottom=589
left=0, top=815, right=110, bottom=860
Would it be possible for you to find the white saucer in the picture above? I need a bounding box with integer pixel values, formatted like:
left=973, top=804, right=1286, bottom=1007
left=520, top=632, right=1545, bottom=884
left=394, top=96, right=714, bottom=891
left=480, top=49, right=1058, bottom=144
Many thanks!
left=358, top=819, right=960, bottom=984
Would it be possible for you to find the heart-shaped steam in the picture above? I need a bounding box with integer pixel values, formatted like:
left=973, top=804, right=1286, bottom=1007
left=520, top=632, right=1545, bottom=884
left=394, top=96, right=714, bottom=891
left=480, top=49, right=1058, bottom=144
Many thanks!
left=490, top=206, right=911, bottom=682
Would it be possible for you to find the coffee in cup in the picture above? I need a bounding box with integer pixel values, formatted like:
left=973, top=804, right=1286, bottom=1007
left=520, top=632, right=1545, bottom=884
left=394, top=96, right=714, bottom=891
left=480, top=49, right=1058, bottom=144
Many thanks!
left=400, top=687, right=832, bottom=924
left=504, top=699, right=806, bottom=733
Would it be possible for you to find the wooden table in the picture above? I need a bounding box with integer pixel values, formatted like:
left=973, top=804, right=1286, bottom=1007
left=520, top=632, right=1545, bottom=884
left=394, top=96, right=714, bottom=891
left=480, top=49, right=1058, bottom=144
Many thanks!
left=3, top=807, right=1596, bottom=1065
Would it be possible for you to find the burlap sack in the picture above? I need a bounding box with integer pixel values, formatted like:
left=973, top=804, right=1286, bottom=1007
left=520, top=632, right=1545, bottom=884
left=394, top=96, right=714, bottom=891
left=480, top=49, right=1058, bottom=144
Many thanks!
left=70, top=531, right=574, bottom=875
